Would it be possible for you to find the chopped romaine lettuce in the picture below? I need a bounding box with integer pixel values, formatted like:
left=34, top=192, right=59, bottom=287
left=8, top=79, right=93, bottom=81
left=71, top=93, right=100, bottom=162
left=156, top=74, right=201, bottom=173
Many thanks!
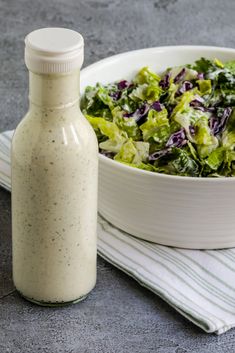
left=140, top=108, right=170, bottom=146
left=197, top=79, right=212, bottom=95
left=114, top=139, right=149, bottom=165
left=82, top=57, right=235, bottom=177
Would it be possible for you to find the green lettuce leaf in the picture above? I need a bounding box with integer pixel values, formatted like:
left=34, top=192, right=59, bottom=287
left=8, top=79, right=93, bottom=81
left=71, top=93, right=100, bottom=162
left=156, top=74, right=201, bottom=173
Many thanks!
left=154, top=147, right=199, bottom=176
left=140, top=108, right=170, bottom=146
left=197, top=79, right=212, bottom=95
left=224, top=60, right=235, bottom=74
left=112, top=107, right=141, bottom=140
left=171, top=89, right=199, bottom=120
left=145, top=84, right=163, bottom=102
left=130, top=67, right=163, bottom=103
left=224, top=150, right=235, bottom=176
left=81, top=84, right=114, bottom=120
left=197, top=141, right=219, bottom=159
left=166, top=81, right=179, bottom=105
left=205, top=147, right=225, bottom=170
left=81, top=85, right=97, bottom=110
left=119, top=161, right=163, bottom=172
left=171, top=90, right=205, bottom=138
left=194, top=116, right=215, bottom=145
left=133, top=67, right=161, bottom=85
left=191, top=58, right=215, bottom=74
left=86, top=115, right=127, bottom=153
left=214, top=58, right=224, bottom=69
left=117, top=88, right=138, bottom=113
left=96, top=84, right=114, bottom=110
left=114, top=139, right=149, bottom=165
left=130, top=83, right=162, bottom=103
left=129, top=84, right=148, bottom=101
left=222, top=109, right=235, bottom=149
left=170, top=148, right=199, bottom=176
left=195, top=116, right=218, bottom=159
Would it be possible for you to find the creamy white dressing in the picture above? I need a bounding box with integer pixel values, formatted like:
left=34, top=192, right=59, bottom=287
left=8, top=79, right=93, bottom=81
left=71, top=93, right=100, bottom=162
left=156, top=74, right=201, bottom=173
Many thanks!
left=12, top=70, right=98, bottom=304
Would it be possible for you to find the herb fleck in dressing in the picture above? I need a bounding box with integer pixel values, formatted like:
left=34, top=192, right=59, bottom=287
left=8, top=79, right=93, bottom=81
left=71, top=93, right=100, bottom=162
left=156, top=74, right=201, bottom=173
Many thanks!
left=11, top=28, right=98, bottom=305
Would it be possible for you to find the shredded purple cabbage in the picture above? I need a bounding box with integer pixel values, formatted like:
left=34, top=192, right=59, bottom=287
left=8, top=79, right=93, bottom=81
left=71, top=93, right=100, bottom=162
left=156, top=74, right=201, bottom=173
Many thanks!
left=149, top=129, right=187, bottom=162
left=209, top=116, right=219, bottom=134
left=149, top=148, right=169, bottom=161
left=109, top=91, right=122, bottom=101
left=210, top=107, right=233, bottom=135
left=159, top=73, right=170, bottom=89
left=109, top=80, right=132, bottom=101
left=117, top=80, right=131, bottom=90
left=174, top=68, right=186, bottom=84
left=166, top=129, right=186, bottom=148
left=189, top=98, right=216, bottom=113
left=176, top=81, right=193, bottom=96
left=124, top=103, right=150, bottom=125
left=197, top=72, right=204, bottom=80
left=189, top=125, right=196, bottom=136
left=190, top=99, right=206, bottom=112
left=151, top=101, right=163, bottom=112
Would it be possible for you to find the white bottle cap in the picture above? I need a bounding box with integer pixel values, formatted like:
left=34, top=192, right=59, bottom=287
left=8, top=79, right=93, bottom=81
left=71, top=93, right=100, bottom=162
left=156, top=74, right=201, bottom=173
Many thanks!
left=25, top=28, right=84, bottom=74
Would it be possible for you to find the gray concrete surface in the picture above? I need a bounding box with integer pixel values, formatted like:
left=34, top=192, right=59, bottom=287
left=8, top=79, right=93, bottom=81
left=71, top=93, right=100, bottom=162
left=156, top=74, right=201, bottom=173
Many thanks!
left=0, top=0, right=235, bottom=351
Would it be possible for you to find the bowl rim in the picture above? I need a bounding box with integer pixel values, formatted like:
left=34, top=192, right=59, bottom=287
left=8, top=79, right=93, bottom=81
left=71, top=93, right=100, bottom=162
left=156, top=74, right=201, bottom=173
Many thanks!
left=81, top=45, right=235, bottom=182
left=81, top=45, right=235, bottom=75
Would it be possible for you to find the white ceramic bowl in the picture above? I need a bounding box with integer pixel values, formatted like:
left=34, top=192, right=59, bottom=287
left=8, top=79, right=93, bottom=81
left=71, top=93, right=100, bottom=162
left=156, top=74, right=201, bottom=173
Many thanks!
left=80, top=46, right=235, bottom=249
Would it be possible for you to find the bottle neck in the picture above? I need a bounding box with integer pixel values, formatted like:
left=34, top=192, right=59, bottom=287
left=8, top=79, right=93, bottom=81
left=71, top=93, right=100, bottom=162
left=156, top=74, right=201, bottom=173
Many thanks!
left=28, top=70, right=80, bottom=110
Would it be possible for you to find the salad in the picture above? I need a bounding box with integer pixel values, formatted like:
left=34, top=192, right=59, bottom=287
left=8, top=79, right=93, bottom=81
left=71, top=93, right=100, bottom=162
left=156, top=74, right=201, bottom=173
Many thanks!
left=81, top=58, right=235, bottom=177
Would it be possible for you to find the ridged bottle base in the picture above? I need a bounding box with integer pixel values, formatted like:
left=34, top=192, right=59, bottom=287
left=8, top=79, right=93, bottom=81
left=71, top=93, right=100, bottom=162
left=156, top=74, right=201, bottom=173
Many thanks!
left=17, top=290, right=88, bottom=307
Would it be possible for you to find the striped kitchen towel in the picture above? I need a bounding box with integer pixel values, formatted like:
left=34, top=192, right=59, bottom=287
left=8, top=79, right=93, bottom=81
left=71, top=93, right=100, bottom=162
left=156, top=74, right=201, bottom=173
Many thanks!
left=1, top=130, right=235, bottom=335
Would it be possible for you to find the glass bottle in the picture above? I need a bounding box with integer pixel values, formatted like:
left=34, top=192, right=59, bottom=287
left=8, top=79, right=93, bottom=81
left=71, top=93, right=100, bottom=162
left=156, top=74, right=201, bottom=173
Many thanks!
left=11, top=28, right=98, bottom=306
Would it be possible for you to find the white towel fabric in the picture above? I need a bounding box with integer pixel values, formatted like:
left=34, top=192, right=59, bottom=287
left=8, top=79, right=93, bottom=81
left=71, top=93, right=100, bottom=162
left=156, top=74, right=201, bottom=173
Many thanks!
left=1, top=130, right=235, bottom=335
